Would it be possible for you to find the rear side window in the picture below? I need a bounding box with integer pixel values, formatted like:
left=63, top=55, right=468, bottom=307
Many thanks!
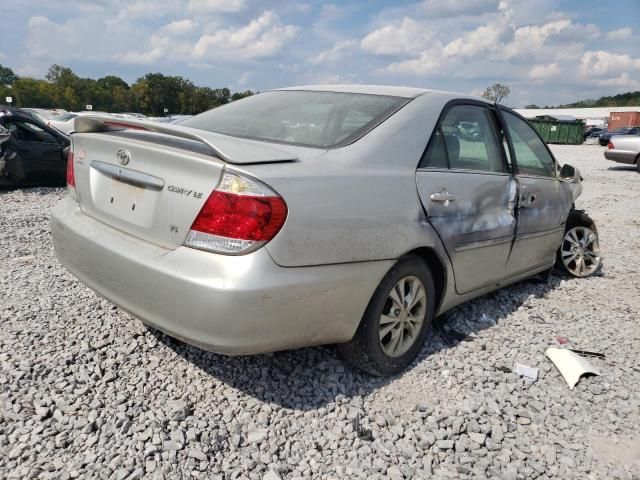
left=420, top=104, right=504, bottom=172
left=502, top=111, right=556, bottom=177
left=181, top=91, right=409, bottom=148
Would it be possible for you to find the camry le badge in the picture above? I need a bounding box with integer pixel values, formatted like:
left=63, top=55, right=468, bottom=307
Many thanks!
left=116, top=149, right=131, bottom=165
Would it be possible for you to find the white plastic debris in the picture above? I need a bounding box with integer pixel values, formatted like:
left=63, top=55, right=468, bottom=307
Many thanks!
left=515, top=363, right=539, bottom=383
left=546, top=348, right=601, bottom=390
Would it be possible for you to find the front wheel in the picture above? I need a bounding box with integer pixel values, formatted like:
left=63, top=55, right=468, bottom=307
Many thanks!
left=338, top=255, right=436, bottom=376
left=557, top=222, right=601, bottom=277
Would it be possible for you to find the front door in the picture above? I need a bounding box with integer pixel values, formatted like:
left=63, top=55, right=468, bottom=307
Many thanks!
left=499, top=109, right=573, bottom=275
left=416, top=103, right=517, bottom=295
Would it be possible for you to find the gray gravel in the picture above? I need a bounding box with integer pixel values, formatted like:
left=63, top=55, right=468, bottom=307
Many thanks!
left=1, top=145, right=639, bottom=479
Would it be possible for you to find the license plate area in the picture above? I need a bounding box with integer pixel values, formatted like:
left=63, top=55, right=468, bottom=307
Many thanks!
left=89, top=166, right=160, bottom=228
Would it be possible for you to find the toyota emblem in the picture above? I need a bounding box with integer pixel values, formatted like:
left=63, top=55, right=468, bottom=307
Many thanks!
left=116, top=149, right=131, bottom=165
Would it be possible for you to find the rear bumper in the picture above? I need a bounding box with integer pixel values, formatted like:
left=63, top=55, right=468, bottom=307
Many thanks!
left=604, top=150, right=637, bottom=165
left=51, top=196, right=392, bottom=354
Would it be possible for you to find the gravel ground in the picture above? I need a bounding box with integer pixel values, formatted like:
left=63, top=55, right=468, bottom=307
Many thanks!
left=1, top=144, right=639, bottom=480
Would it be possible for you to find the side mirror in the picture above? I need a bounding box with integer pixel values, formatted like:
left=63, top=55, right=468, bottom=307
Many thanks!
left=559, top=164, right=580, bottom=183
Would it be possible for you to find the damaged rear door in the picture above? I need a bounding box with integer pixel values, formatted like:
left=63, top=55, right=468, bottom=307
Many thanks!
left=416, top=102, right=517, bottom=295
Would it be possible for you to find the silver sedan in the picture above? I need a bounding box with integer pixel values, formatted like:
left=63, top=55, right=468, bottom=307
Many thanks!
left=51, top=85, right=601, bottom=376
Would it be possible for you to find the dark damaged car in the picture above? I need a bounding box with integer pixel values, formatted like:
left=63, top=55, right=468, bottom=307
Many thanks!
left=0, top=106, right=70, bottom=187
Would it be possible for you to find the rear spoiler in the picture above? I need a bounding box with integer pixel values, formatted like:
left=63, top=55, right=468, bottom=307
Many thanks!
left=74, top=115, right=299, bottom=165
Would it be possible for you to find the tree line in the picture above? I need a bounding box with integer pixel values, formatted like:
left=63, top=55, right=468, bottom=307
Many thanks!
left=0, top=64, right=254, bottom=116
left=524, top=90, right=640, bottom=109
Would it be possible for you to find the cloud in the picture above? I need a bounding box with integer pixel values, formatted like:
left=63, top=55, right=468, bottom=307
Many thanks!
left=26, top=15, right=122, bottom=61
left=187, top=0, right=246, bottom=14
left=607, top=27, right=632, bottom=40
left=308, top=40, right=357, bottom=64
left=528, top=63, right=561, bottom=80
left=0, top=52, right=5, bottom=60
left=420, top=0, right=500, bottom=17
left=159, top=19, right=195, bottom=36
left=193, top=11, right=299, bottom=60
left=361, top=18, right=435, bottom=56
left=114, top=0, right=181, bottom=21
left=444, top=21, right=510, bottom=58
left=579, top=50, right=640, bottom=77
left=237, top=71, right=252, bottom=86
left=384, top=51, right=444, bottom=76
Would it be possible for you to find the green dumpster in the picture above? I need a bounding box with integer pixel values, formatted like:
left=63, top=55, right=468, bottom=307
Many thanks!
left=527, top=117, right=585, bottom=145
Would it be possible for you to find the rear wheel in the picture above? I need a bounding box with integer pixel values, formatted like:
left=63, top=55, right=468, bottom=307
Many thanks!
left=636, top=155, right=640, bottom=173
left=338, top=255, right=435, bottom=376
left=557, top=213, right=601, bottom=277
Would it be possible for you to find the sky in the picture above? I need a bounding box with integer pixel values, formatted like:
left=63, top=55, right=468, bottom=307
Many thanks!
left=0, top=0, right=639, bottom=107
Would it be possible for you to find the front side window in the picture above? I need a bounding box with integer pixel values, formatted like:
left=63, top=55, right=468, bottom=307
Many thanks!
left=420, top=104, right=504, bottom=172
left=502, top=111, right=556, bottom=177
left=181, top=91, right=409, bottom=148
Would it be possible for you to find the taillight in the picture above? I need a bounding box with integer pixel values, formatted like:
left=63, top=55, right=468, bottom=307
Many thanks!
left=66, top=148, right=77, bottom=200
left=185, top=170, right=287, bottom=255
left=607, top=141, right=614, bottom=150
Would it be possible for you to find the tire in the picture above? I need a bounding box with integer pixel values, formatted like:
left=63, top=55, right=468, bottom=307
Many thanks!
left=556, top=211, right=601, bottom=278
left=338, top=255, right=436, bottom=376
left=636, top=156, right=640, bottom=173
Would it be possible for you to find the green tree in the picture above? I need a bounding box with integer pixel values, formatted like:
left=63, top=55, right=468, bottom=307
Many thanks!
left=0, top=65, right=17, bottom=86
left=0, top=85, right=13, bottom=104
left=1, top=62, right=256, bottom=114
left=481, top=83, right=511, bottom=103
left=231, top=90, right=254, bottom=101
left=12, top=78, right=56, bottom=107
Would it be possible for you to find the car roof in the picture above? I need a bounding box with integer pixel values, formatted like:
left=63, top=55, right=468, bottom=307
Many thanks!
left=274, top=84, right=441, bottom=99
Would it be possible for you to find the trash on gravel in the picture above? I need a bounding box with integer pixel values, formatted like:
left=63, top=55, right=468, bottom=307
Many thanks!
left=515, top=363, right=539, bottom=383
left=546, top=347, right=601, bottom=390
left=568, top=348, right=606, bottom=359
left=555, top=335, right=571, bottom=345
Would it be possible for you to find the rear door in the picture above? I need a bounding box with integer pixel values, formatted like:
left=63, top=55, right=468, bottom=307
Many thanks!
left=416, top=102, right=517, bottom=295
left=499, top=109, right=572, bottom=275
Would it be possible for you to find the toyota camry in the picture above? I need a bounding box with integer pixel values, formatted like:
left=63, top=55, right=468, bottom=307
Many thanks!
left=51, top=85, right=601, bottom=376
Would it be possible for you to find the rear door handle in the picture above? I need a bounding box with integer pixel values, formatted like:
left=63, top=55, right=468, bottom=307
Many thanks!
left=430, top=192, right=456, bottom=203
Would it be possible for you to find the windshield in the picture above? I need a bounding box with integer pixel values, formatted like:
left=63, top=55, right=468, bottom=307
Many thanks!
left=181, top=91, right=410, bottom=148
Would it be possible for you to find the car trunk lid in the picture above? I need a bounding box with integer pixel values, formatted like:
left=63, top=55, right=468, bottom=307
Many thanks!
left=70, top=118, right=300, bottom=249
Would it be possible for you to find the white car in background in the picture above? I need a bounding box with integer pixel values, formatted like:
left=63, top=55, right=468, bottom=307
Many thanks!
left=22, top=108, right=66, bottom=124
left=48, top=112, right=109, bottom=134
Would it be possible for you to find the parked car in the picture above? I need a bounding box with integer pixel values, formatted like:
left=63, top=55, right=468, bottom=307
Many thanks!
left=583, top=126, right=604, bottom=142
left=22, top=108, right=65, bottom=124
left=598, top=126, right=640, bottom=146
left=48, top=111, right=112, bottom=134
left=604, top=135, right=640, bottom=172
left=0, top=106, right=70, bottom=186
left=50, top=86, right=601, bottom=376
left=47, top=112, right=79, bottom=134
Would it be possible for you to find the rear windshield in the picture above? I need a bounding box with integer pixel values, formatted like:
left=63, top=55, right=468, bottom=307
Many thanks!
left=181, top=91, right=410, bottom=148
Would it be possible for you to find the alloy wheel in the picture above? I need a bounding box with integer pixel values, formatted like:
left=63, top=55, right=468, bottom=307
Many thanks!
left=560, top=226, right=601, bottom=277
left=378, top=276, right=427, bottom=357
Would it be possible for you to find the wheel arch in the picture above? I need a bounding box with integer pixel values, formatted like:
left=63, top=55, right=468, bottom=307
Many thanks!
left=402, top=247, right=447, bottom=315
left=566, top=208, right=597, bottom=232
